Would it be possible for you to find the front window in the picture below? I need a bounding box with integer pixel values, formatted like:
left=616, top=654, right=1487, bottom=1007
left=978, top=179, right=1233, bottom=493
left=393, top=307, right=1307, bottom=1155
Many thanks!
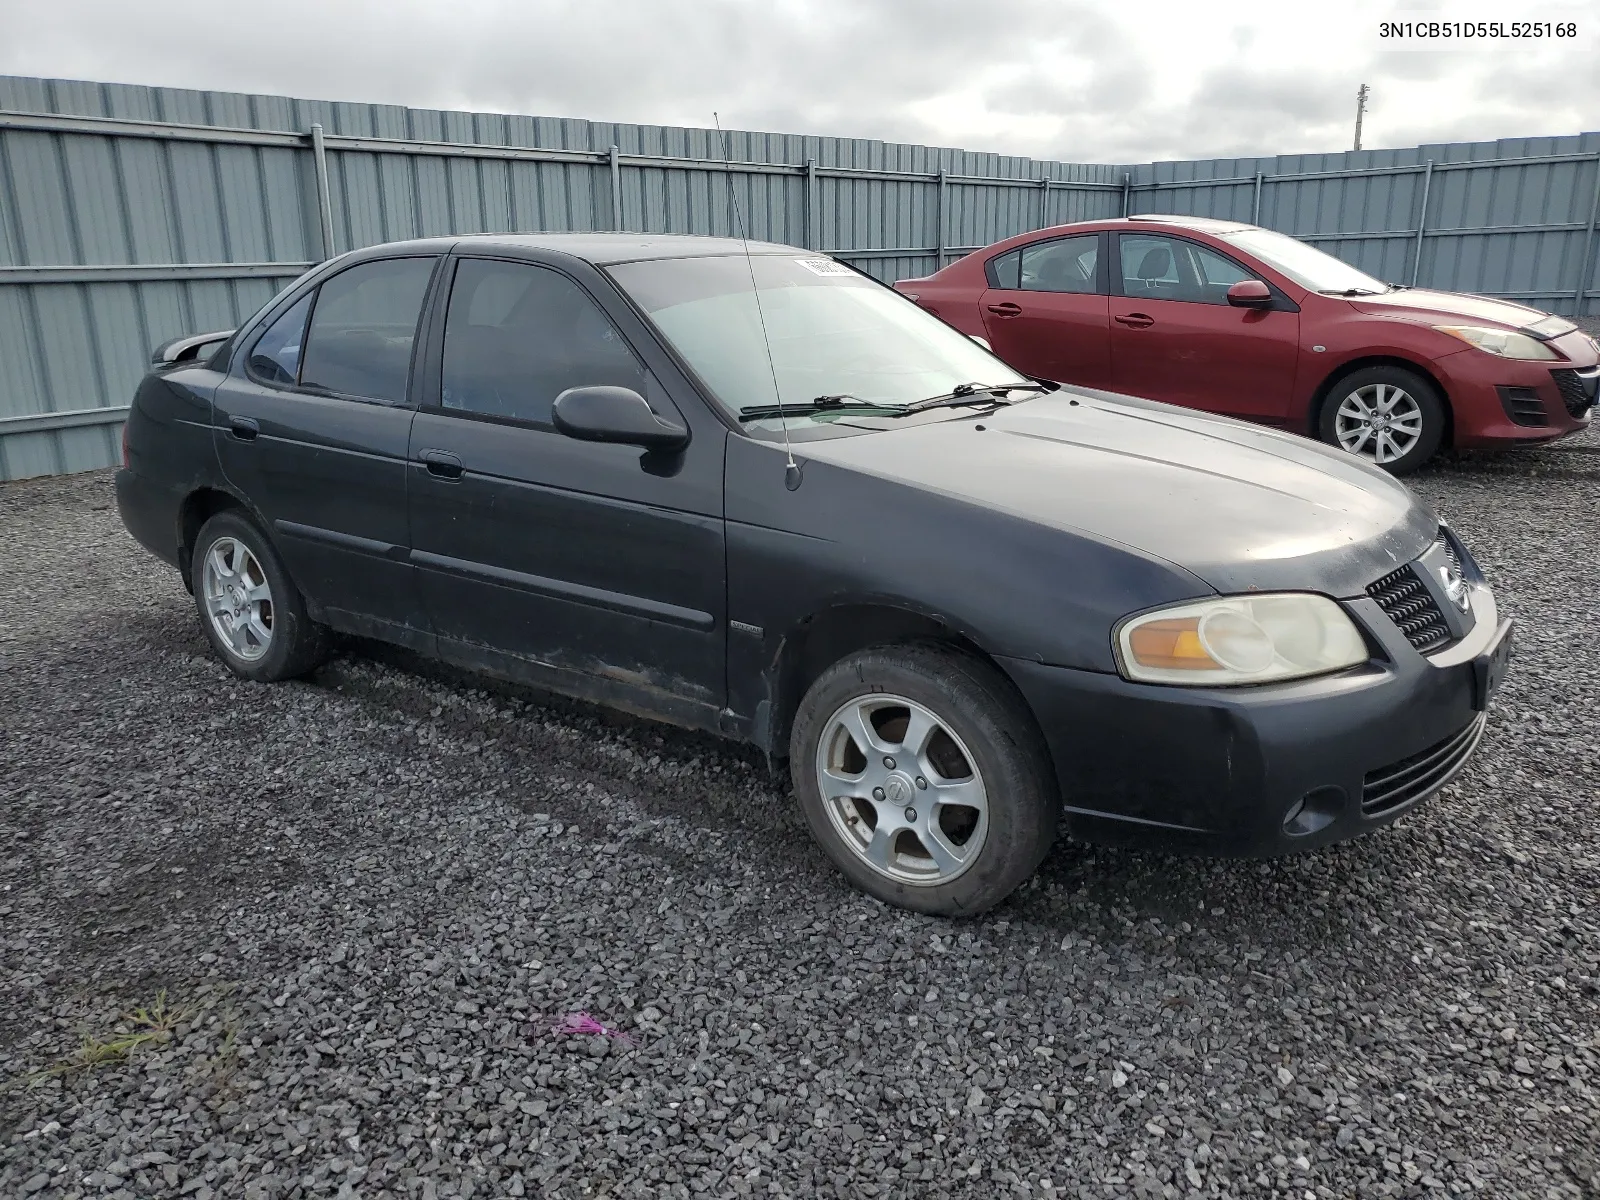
left=441, top=258, right=646, bottom=425
left=1218, top=228, right=1390, bottom=295
left=608, top=255, right=1028, bottom=426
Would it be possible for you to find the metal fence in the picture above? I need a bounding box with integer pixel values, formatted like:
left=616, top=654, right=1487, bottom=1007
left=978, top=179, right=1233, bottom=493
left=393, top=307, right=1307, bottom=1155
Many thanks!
left=1, top=73, right=1597, bottom=480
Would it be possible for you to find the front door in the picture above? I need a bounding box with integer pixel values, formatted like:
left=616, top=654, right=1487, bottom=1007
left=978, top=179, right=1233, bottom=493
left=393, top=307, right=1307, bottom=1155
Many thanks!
left=1108, top=233, right=1300, bottom=424
left=978, top=232, right=1111, bottom=388
left=213, top=255, right=440, bottom=640
left=406, top=256, right=727, bottom=723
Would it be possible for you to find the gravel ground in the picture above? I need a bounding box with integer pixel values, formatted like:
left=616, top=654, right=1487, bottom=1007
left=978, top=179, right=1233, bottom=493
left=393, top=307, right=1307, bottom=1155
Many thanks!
left=2, top=428, right=1598, bottom=1200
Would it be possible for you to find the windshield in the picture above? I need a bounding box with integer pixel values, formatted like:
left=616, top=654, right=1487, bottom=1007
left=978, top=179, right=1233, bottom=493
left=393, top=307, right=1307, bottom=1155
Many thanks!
left=608, top=254, right=1029, bottom=424
left=1218, top=228, right=1390, bottom=294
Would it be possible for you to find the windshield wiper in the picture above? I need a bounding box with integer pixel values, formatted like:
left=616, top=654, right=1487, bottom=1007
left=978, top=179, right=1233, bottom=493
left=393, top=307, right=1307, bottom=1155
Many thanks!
left=735, top=394, right=903, bottom=422
left=893, top=381, right=1049, bottom=415
left=735, top=383, right=1048, bottom=422
left=1319, top=287, right=1385, bottom=297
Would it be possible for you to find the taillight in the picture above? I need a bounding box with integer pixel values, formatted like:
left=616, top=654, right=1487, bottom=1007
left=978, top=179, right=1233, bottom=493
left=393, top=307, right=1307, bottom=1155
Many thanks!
left=120, top=419, right=130, bottom=469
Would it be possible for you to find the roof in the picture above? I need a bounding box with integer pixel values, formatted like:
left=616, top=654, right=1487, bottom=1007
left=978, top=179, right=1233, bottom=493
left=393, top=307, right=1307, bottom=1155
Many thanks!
left=1124, top=214, right=1258, bottom=234
left=349, top=231, right=811, bottom=266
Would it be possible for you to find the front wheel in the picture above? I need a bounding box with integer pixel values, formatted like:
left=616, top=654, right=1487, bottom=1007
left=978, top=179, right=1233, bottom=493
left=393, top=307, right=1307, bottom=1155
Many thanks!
left=789, top=642, right=1059, bottom=916
left=1317, top=366, right=1446, bottom=475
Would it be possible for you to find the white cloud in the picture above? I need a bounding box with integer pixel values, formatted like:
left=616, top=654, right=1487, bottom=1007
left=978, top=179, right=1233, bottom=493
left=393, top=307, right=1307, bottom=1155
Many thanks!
left=0, top=0, right=1595, bottom=164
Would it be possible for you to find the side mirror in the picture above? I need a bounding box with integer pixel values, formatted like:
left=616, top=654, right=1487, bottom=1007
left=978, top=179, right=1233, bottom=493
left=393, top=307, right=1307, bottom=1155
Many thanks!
left=1226, top=280, right=1273, bottom=308
left=552, top=386, right=689, bottom=451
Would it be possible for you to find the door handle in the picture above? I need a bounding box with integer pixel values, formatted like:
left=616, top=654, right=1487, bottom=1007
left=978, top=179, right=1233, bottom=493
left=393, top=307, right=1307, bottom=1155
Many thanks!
left=228, top=416, right=259, bottom=441
left=1114, top=313, right=1155, bottom=328
left=419, top=449, right=464, bottom=480
left=986, top=302, right=1023, bottom=317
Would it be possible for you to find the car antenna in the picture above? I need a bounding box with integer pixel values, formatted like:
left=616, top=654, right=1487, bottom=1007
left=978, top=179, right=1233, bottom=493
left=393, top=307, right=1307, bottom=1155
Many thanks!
left=714, top=111, right=801, bottom=492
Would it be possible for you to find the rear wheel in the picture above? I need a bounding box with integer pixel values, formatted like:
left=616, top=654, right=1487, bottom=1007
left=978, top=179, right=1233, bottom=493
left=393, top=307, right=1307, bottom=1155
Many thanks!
left=190, top=510, right=329, bottom=682
left=789, top=642, right=1058, bottom=916
left=1317, top=365, right=1445, bottom=475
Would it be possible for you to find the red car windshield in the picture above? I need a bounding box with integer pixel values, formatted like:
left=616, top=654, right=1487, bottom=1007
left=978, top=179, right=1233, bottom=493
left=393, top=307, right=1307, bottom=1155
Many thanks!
left=1219, top=228, right=1392, bottom=295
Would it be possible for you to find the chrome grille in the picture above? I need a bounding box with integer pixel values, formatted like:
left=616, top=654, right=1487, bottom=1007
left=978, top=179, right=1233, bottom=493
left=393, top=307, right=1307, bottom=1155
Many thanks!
left=1367, top=552, right=1452, bottom=652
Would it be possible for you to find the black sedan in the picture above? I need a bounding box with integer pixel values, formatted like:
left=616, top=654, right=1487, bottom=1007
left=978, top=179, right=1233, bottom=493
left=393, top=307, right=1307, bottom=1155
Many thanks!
left=115, top=233, right=1513, bottom=915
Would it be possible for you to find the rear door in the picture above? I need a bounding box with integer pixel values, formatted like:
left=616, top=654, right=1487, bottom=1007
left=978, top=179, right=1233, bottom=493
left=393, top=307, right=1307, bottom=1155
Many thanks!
left=978, top=232, right=1111, bottom=387
left=1108, top=233, right=1299, bottom=424
left=213, top=255, right=439, bottom=641
left=406, top=255, right=727, bottom=720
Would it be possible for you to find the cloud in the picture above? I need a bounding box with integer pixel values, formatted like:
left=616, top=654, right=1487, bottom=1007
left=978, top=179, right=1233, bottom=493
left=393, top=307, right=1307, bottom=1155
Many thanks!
left=0, top=0, right=1594, bottom=167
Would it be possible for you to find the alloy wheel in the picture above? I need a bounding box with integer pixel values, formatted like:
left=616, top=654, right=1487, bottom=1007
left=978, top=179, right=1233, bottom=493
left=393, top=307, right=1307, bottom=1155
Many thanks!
left=202, top=537, right=273, bottom=662
left=1334, top=383, right=1424, bottom=465
left=814, top=693, right=989, bottom=886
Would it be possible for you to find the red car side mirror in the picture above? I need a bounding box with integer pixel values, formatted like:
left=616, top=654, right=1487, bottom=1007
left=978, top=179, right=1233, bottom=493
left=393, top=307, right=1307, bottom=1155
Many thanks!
left=1227, top=279, right=1273, bottom=308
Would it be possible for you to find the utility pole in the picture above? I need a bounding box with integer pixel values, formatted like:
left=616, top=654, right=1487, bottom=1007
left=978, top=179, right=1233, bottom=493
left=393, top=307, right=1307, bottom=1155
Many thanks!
left=1353, top=83, right=1370, bottom=152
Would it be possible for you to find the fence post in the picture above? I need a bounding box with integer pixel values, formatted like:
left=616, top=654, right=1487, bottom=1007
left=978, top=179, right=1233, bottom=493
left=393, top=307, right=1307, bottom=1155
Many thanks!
left=1121, top=173, right=1131, bottom=218
left=1039, top=177, right=1050, bottom=229
left=308, top=123, right=336, bottom=261
left=936, top=167, right=948, bottom=268
left=1253, top=172, right=1263, bottom=225
left=1411, top=160, right=1433, bottom=286
left=609, top=145, right=623, bottom=231
left=1574, top=150, right=1600, bottom=315
left=805, top=158, right=818, bottom=250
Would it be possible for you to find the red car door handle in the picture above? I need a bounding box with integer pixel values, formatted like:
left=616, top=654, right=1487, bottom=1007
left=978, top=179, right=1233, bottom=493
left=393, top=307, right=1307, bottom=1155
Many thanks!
left=986, top=302, right=1023, bottom=317
left=1115, top=313, right=1155, bottom=328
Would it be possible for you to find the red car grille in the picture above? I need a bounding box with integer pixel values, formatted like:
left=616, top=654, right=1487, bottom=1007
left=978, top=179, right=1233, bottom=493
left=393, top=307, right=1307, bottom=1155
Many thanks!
left=1550, top=368, right=1597, bottom=418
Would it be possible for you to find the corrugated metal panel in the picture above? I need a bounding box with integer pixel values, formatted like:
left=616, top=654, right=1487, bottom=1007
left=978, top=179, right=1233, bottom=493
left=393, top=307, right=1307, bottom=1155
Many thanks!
left=1132, top=133, right=1600, bottom=304
left=2, top=72, right=1598, bottom=480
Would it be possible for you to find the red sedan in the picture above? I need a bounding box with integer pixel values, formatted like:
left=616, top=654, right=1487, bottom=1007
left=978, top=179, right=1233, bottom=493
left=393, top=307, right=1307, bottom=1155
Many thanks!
left=893, top=215, right=1598, bottom=473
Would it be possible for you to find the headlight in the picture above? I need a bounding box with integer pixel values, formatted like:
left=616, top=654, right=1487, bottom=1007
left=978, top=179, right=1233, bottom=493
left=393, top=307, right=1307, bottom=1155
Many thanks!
left=1116, top=594, right=1368, bottom=686
left=1434, top=325, right=1559, bottom=360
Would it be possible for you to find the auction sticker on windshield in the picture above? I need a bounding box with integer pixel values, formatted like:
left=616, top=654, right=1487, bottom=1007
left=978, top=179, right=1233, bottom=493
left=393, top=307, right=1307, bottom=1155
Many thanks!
left=796, top=257, right=856, bottom=276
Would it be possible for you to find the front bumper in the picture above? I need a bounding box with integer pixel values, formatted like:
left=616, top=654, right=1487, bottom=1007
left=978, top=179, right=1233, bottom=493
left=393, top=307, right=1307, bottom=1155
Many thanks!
left=998, top=583, right=1503, bottom=856
left=1440, top=347, right=1596, bottom=447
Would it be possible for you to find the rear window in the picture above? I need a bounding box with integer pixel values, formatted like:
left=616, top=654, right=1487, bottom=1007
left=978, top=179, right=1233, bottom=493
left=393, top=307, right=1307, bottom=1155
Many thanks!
left=299, top=257, right=437, bottom=403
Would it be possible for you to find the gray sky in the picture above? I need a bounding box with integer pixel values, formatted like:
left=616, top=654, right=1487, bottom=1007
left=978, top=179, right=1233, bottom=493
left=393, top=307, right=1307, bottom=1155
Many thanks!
left=1, top=0, right=1596, bottom=164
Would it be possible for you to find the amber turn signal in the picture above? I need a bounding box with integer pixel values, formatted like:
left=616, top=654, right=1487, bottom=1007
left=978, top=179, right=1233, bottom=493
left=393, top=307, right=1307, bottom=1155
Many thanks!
left=1124, top=618, right=1220, bottom=671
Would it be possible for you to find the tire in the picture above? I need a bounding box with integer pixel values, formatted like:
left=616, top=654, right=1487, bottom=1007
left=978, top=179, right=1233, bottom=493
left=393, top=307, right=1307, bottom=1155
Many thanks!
left=1317, top=365, right=1446, bottom=476
left=789, top=642, right=1058, bottom=916
left=190, top=510, right=329, bottom=682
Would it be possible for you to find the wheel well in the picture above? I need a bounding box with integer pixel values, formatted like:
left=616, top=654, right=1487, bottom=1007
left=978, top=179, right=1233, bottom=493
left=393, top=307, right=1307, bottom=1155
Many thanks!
left=767, top=604, right=996, bottom=761
left=1309, top=356, right=1455, bottom=447
left=177, top=487, right=244, bottom=586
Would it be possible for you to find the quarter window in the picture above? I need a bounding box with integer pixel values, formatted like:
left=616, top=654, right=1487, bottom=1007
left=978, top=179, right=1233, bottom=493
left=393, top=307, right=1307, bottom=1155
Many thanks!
left=299, top=257, right=436, bottom=403
left=440, top=259, right=646, bottom=425
left=989, top=249, right=1021, bottom=290
left=247, top=293, right=312, bottom=386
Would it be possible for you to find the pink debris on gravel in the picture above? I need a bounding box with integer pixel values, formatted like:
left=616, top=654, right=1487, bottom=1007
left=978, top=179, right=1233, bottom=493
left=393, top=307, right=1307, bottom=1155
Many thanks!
left=550, top=1011, right=634, bottom=1044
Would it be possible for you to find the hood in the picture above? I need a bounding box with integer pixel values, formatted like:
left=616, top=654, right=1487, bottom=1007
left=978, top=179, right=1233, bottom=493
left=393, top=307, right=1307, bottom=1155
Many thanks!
left=1348, top=287, right=1564, bottom=331
left=798, top=391, right=1440, bottom=597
